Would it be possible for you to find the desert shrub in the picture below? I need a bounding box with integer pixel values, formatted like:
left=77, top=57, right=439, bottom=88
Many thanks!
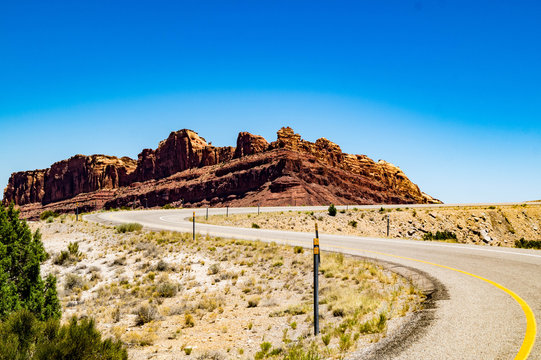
left=39, top=210, right=59, bottom=221
left=348, top=220, right=357, bottom=228
left=328, top=205, right=337, bottom=217
left=115, top=223, right=143, bottom=233
left=322, top=334, right=331, bottom=346
left=64, top=274, right=85, bottom=291
left=251, top=223, right=260, bottom=229
left=67, top=241, right=80, bottom=256
left=156, top=281, right=178, bottom=298
left=135, top=304, right=157, bottom=325
left=0, top=309, right=127, bottom=360
left=208, top=263, right=220, bottom=275
left=247, top=297, right=260, bottom=308
left=422, top=231, right=457, bottom=241
left=162, top=204, right=174, bottom=209
left=0, top=203, right=61, bottom=321
left=196, top=351, right=225, bottom=360
left=53, top=242, right=82, bottom=265
left=156, top=259, right=168, bottom=271
left=293, top=246, right=304, bottom=254
left=53, top=251, right=70, bottom=265
left=515, top=238, right=541, bottom=249
left=184, top=313, right=195, bottom=327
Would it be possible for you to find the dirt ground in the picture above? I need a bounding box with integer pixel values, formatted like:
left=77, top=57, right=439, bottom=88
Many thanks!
left=30, top=216, right=423, bottom=359
left=199, top=204, right=541, bottom=247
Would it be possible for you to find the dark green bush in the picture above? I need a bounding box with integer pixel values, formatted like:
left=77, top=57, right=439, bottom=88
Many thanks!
left=348, top=220, right=358, bottom=228
left=328, top=205, right=337, bottom=217
left=115, top=222, right=143, bottom=233
left=422, top=231, right=457, bottom=241
left=251, top=223, right=260, bottom=229
left=515, top=238, right=541, bottom=249
left=0, top=309, right=127, bottom=360
left=39, top=210, right=59, bottom=221
left=0, top=203, right=61, bottom=321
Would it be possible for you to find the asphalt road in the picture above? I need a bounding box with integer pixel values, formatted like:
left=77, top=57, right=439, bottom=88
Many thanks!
left=85, top=204, right=541, bottom=359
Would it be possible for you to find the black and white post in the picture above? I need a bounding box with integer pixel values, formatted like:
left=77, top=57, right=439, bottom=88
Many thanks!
left=206, top=207, right=209, bottom=220
left=226, top=206, right=229, bottom=217
left=313, top=223, right=320, bottom=335
left=193, top=211, right=196, bottom=242
left=76, top=202, right=79, bottom=221
left=386, top=214, right=390, bottom=237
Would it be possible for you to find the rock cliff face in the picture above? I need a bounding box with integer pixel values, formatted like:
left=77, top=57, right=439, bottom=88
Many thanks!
left=4, top=155, right=137, bottom=206
left=3, top=127, right=440, bottom=219
left=134, top=129, right=235, bottom=181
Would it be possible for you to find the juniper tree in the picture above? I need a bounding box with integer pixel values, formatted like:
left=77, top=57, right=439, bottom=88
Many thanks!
left=0, top=203, right=60, bottom=320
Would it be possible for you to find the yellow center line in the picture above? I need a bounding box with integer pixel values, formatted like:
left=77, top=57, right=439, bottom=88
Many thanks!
left=323, top=243, right=537, bottom=360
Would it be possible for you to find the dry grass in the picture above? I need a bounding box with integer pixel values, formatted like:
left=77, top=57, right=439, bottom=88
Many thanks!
left=31, top=215, right=423, bottom=360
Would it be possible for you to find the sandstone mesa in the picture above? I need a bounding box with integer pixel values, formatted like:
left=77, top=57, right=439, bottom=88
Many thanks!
left=3, top=127, right=440, bottom=219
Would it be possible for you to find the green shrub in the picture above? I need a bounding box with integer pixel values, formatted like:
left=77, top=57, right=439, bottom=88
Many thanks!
left=348, top=220, right=357, bottom=228
left=115, top=222, right=143, bottom=233
left=0, top=203, right=61, bottom=321
left=293, top=246, right=304, bottom=254
left=162, top=204, right=174, bottom=209
left=0, top=309, right=127, bottom=360
left=328, top=205, right=337, bottom=217
left=39, top=210, right=59, bottom=221
left=251, top=223, right=260, bottom=229
left=515, top=238, right=541, bottom=249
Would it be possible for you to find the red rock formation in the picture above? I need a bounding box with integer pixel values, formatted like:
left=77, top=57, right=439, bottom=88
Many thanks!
left=3, top=127, right=441, bottom=219
left=134, top=129, right=235, bottom=181
left=3, top=169, right=47, bottom=205
left=233, top=132, right=269, bottom=158
left=42, top=155, right=137, bottom=204
left=3, top=155, right=137, bottom=207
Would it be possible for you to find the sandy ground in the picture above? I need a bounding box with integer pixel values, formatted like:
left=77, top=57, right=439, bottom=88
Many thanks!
left=30, top=216, right=422, bottom=359
left=199, top=204, right=541, bottom=247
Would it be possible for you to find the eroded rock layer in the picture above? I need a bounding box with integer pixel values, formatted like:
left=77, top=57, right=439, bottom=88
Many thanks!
left=3, top=127, right=440, bottom=219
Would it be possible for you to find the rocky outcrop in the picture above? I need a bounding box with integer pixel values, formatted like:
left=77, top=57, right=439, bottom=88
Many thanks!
left=3, top=155, right=137, bottom=206
left=3, top=126, right=441, bottom=218
left=234, top=132, right=269, bottom=158
left=134, top=129, right=235, bottom=181
left=3, top=169, right=47, bottom=205
left=42, top=155, right=137, bottom=204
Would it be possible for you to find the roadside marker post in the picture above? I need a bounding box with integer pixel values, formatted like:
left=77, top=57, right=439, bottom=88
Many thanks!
left=76, top=202, right=79, bottom=221
left=258, top=204, right=260, bottom=215
left=226, top=206, right=229, bottom=217
left=193, top=211, right=196, bottom=242
left=206, top=207, right=209, bottom=220
left=386, top=215, right=390, bottom=237
left=313, top=223, right=320, bottom=335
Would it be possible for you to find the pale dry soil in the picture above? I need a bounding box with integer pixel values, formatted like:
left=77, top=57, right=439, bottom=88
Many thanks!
left=198, top=204, right=541, bottom=247
left=30, top=216, right=423, bottom=360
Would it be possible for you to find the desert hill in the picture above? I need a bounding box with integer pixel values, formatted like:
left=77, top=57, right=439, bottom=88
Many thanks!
left=3, top=127, right=440, bottom=219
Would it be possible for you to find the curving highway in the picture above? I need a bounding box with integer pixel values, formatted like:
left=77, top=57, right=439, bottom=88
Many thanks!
left=85, top=205, right=540, bottom=359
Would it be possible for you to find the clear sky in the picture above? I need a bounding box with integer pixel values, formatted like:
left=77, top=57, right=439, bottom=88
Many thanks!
left=1, top=0, right=540, bottom=203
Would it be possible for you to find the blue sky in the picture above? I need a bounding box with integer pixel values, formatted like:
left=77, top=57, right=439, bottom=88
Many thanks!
left=1, top=0, right=540, bottom=203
